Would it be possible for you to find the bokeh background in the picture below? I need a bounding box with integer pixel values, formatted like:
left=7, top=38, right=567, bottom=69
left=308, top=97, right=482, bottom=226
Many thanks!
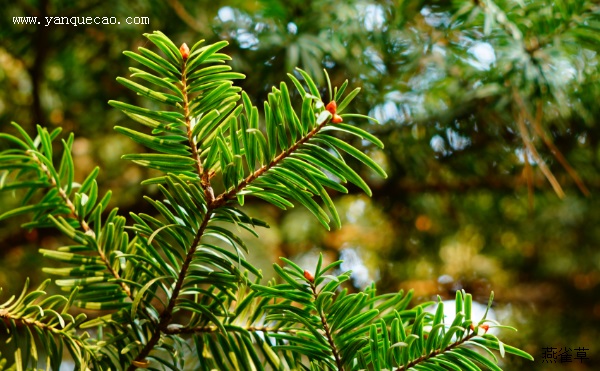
left=1, top=0, right=599, bottom=369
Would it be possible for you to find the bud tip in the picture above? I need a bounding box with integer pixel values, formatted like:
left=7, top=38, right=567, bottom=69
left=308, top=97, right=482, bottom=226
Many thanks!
left=303, top=270, right=314, bottom=282
left=325, top=101, right=337, bottom=115
left=332, top=114, right=343, bottom=124
left=180, top=43, right=190, bottom=60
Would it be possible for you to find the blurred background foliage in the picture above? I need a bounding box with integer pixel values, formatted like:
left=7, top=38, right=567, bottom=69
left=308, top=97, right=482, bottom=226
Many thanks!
left=1, top=0, right=599, bottom=369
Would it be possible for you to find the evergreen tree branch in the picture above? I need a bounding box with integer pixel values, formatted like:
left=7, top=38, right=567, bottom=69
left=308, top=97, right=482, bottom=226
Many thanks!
left=121, top=36, right=249, bottom=369
left=180, top=54, right=216, bottom=202
left=26, top=151, right=92, bottom=232
left=163, top=324, right=307, bottom=335
left=0, top=310, right=88, bottom=350
left=212, top=114, right=332, bottom=208
left=394, top=331, right=478, bottom=371
left=0, top=27, right=540, bottom=370
left=0, top=280, right=96, bottom=368
left=128, top=205, right=214, bottom=370
left=308, top=277, right=344, bottom=371
left=26, top=150, right=133, bottom=300
left=127, top=47, right=243, bottom=364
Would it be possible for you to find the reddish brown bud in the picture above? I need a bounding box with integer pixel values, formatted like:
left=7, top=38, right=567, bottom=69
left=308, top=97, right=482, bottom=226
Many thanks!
left=180, top=43, right=190, bottom=60
left=332, top=114, right=343, bottom=124
left=325, top=101, right=337, bottom=115
left=472, top=323, right=490, bottom=335
left=303, top=270, right=314, bottom=282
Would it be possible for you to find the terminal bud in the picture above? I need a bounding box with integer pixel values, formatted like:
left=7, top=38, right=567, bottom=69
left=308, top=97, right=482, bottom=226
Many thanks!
left=179, top=43, right=190, bottom=60
left=325, top=101, right=337, bottom=115
left=303, top=270, right=314, bottom=282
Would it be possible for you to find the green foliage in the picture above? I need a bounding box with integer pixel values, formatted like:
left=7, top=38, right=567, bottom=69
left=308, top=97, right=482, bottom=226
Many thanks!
left=0, top=279, right=94, bottom=369
left=0, top=32, right=532, bottom=370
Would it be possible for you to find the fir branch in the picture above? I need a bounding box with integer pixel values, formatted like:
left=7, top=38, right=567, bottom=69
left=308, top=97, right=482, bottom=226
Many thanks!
left=181, top=54, right=215, bottom=202
left=0, top=28, right=539, bottom=370
left=26, top=151, right=92, bottom=232
left=308, top=278, right=344, bottom=371
left=163, top=324, right=307, bottom=335
left=0, top=281, right=95, bottom=368
left=212, top=114, right=332, bottom=208
left=127, top=206, right=214, bottom=370
left=27, top=150, right=133, bottom=299
left=0, top=309, right=86, bottom=348
left=395, top=331, right=478, bottom=371
left=127, top=38, right=232, bottom=369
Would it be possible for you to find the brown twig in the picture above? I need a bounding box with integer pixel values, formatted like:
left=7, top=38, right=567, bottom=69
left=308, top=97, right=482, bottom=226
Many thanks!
left=167, top=0, right=206, bottom=33
left=127, top=209, right=213, bottom=370
left=514, top=89, right=589, bottom=196
left=181, top=61, right=215, bottom=202
left=531, top=100, right=590, bottom=196
left=512, top=88, right=565, bottom=198
left=522, top=144, right=534, bottom=212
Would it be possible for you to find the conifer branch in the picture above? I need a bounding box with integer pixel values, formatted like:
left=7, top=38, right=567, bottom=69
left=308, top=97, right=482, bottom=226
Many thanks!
left=27, top=151, right=133, bottom=299
left=163, top=324, right=308, bottom=335
left=181, top=55, right=216, bottom=202
left=309, top=278, right=344, bottom=370
left=128, top=208, right=213, bottom=370
left=0, top=30, right=537, bottom=370
left=128, top=59, right=216, bottom=364
left=212, top=116, right=331, bottom=208
left=394, top=331, right=478, bottom=371
left=0, top=309, right=85, bottom=347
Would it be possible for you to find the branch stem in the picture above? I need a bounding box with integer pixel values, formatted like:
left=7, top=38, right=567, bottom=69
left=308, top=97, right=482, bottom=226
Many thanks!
left=309, top=281, right=344, bottom=371
left=127, top=208, right=213, bottom=370
left=512, top=88, right=565, bottom=198
left=0, top=310, right=88, bottom=351
left=163, top=324, right=311, bottom=335
left=181, top=60, right=215, bottom=203
left=394, top=332, right=478, bottom=371
left=28, top=151, right=132, bottom=299
left=212, top=116, right=331, bottom=208
left=128, top=52, right=218, bottom=371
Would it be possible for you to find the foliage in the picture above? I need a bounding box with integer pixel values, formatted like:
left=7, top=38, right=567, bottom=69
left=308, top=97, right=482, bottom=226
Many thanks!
left=0, top=32, right=533, bottom=370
